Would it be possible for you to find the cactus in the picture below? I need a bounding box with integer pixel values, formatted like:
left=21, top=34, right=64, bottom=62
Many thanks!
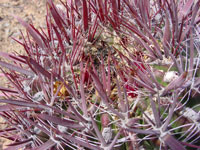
left=0, top=0, right=200, bottom=149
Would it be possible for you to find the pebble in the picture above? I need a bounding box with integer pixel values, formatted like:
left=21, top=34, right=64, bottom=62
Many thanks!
left=163, top=71, right=179, bottom=83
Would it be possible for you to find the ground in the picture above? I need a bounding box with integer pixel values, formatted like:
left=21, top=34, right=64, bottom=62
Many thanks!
left=0, top=0, right=58, bottom=149
left=0, top=0, right=48, bottom=54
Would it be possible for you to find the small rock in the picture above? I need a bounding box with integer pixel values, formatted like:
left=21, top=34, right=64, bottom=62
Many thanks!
left=163, top=71, right=179, bottom=83
left=3, top=22, right=10, bottom=28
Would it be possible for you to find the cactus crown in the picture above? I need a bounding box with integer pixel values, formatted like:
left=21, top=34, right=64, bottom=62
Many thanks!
left=0, top=0, right=200, bottom=149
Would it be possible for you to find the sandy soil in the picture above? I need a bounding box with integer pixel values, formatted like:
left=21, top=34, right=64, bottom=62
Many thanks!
left=0, top=0, right=48, bottom=54
left=0, top=0, right=58, bottom=149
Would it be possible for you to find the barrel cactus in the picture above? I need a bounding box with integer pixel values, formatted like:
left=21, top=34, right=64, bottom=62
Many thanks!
left=0, top=0, right=200, bottom=149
